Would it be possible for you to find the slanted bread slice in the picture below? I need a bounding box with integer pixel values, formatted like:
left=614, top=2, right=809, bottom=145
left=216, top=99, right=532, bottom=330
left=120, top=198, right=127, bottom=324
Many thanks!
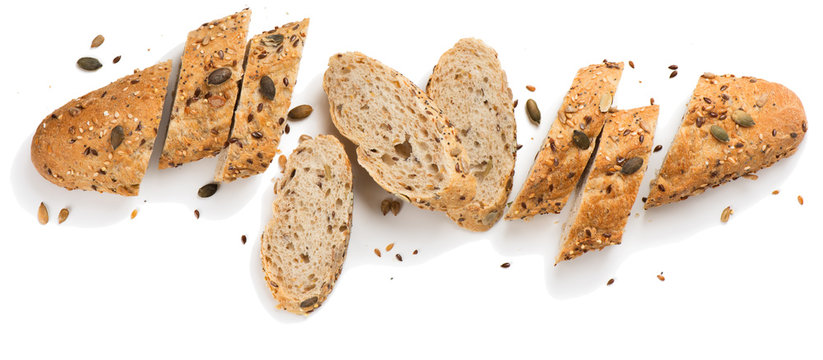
left=31, top=60, right=172, bottom=196
left=323, top=52, right=475, bottom=211
left=215, top=18, right=309, bottom=182
left=557, top=106, right=659, bottom=263
left=426, top=38, right=516, bottom=231
left=261, top=135, right=353, bottom=315
left=506, top=61, right=623, bottom=220
left=645, top=74, right=807, bottom=209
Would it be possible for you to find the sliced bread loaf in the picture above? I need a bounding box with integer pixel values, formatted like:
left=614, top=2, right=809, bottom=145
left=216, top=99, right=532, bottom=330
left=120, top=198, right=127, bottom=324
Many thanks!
left=506, top=61, right=623, bottom=220
left=557, top=106, right=659, bottom=263
left=426, top=38, right=516, bottom=231
left=31, top=60, right=172, bottom=196
left=214, top=18, right=309, bottom=182
left=261, top=135, right=353, bottom=315
left=159, top=9, right=251, bottom=169
left=323, top=52, right=475, bottom=211
left=645, top=74, right=806, bottom=209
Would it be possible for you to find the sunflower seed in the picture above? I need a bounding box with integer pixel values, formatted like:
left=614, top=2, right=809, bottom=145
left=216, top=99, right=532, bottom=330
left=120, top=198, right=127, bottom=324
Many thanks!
left=732, top=110, right=755, bottom=127
left=207, top=67, right=232, bottom=85
left=198, top=183, right=219, bottom=198
left=572, top=130, right=590, bottom=150
left=299, top=296, right=318, bottom=308
left=599, top=93, right=612, bottom=113
left=756, top=93, right=769, bottom=107
left=110, top=125, right=124, bottom=150
left=710, top=125, right=729, bottom=143
left=58, top=208, right=69, bottom=224
left=620, top=157, right=643, bottom=175
left=91, top=34, right=105, bottom=48
left=259, top=75, right=276, bottom=100
left=720, top=206, right=732, bottom=223
left=288, top=105, right=313, bottom=120
left=77, top=57, right=102, bottom=71
left=525, top=99, right=540, bottom=124
left=37, top=202, right=48, bottom=224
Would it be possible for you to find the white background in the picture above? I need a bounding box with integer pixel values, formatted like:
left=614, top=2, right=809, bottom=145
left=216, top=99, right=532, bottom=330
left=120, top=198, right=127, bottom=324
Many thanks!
left=1, top=0, right=820, bottom=358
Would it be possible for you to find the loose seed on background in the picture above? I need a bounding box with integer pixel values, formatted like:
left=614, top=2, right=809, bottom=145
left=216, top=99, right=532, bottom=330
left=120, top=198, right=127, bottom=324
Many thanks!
left=395, top=254, right=403, bottom=262
left=113, top=55, right=121, bottom=64
left=58, top=208, right=69, bottom=224
left=194, top=209, right=200, bottom=219
left=721, top=206, right=732, bottom=223
left=91, top=34, right=105, bottom=48
left=241, top=235, right=247, bottom=244
left=38, top=202, right=49, bottom=224
left=374, top=249, right=382, bottom=257
left=288, top=105, right=313, bottom=120
left=772, top=190, right=780, bottom=195
left=278, top=155, right=287, bottom=171
left=607, top=278, right=615, bottom=286
left=628, top=61, right=635, bottom=69
left=657, top=273, right=665, bottom=281
left=526, top=99, right=541, bottom=124
left=380, top=199, right=391, bottom=215
left=385, top=243, right=395, bottom=252
left=77, top=57, right=102, bottom=71
left=669, top=70, right=678, bottom=78
left=668, top=64, right=678, bottom=70
left=526, top=85, right=535, bottom=92
left=501, top=262, right=511, bottom=268
left=650, top=97, right=655, bottom=105
left=198, top=183, right=219, bottom=198
left=130, top=209, right=138, bottom=219
left=413, top=250, right=418, bottom=255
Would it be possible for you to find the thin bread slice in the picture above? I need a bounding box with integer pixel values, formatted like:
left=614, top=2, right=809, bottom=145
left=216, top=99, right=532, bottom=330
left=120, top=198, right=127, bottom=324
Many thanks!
left=323, top=52, right=475, bottom=211
left=506, top=61, right=623, bottom=220
left=557, top=106, right=659, bottom=263
left=645, top=74, right=807, bottom=209
left=159, top=9, right=251, bottom=169
left=426, top=38, right=516, bottom=231
left=214, top=18, right=309, bottom=182
left=31, top=60, right=172, bottom=196
left=261, top=135, right=353, bottom=315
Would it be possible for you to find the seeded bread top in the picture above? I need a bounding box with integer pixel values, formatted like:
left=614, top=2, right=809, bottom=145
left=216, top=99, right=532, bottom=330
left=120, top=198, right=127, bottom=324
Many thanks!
left=159, top=9, right=251, bottom=169
left=506, top=61, right=623, bottom=220
left=645, top=74, right=807, bottom=209
left=31, top=60, right=172, bottom=196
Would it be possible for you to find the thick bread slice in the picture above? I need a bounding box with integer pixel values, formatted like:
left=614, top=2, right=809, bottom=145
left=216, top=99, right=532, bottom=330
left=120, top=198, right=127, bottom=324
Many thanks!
left=31, top=61, right=172, bottom=196
left=426, top=38, right=516, bottom=231
left=159, top=9, right=251, bottom=169
left=506, top=61, right=623, bottom=220
left=261, top=135, right=353, bottom=315
left=214, top=19, right=309, bottom=182
left=645, top=74, right=807, bottom=209
left=557, top=106, right=659, bottom=263
left=323, top=52, right=475, bottom=211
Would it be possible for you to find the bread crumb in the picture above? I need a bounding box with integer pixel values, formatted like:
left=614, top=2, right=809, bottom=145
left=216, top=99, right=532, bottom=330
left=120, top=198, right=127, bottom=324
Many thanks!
left=628, top=61, right=635, bottom=69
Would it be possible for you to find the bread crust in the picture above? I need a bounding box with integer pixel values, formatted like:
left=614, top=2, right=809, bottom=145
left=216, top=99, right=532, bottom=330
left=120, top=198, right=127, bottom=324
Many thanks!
left=506, top=61, right=623, bottom=220
left=159, top=9, right=251, bottom=169
left=645, top=74, right=807, bottom=209
left=214, top=19, right=309, bottom=182
left=557, top=106, right=659, bottom=263
left=31, top=61, right=172, bottom=196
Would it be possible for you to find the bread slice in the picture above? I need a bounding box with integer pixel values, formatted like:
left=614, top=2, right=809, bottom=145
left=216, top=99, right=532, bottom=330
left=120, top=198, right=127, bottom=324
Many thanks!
left=557, top=106, right=659, bottom=263
left=214, top=19, right=309, bottom=182
left=31, top=60, right=172, bottom=196
left=426, top=38, right=516, bottom=231
left=506, top=61, right=623, bottom=220
left=159, top=9, right=251, bottom=169
left=645, top=74, right=807, bottom=209
left=322, top=52, right=475, bottom=211
left=261, top=135, right=353, bottom=315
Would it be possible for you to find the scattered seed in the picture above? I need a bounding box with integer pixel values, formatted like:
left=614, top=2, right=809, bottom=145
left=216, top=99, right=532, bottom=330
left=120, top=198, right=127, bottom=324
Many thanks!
left=657, top=273, right=665, bottom=281
left=395, top=254, right=403, bottom=262
left=278, top=155, right=287, bottom=171
left=130, top=209, right=138, bottom=219
left=620, top=157, right=643, bottom=175
left=241, top=235, right=247, bottom=244
left=669, top=70, right=678, bottom=78
left=110, top=125, right=124, bottom=150
left=526, top=85, right=536, bottom=92
left=37, top=202, right=49, bottom=224
left=607, top=278, right=615, bottom=286
left=77, top=57, right=102, bottom=71
left=57, top=208, right=69, bottom=224
left=194, top=209, right=200, bottom=219
left=198, top=183, right=219, bottom=198
left=653, top=145, right=663, bottom=152
left=390, top=200, right=401, bottom=216
left=380, top=199, right=392, bottom=215
left=300, top=296, right=318, bottom=308
left=413, top=249, right=418, bottom=255
left=668, top=64, right=678, bottom=70
left=710, top=125, right=729, bottom=143
left=374, top=248, right=382, bottom=257
left=284, top=124, right=290, bottom=134
left=259, top=75, right=276, bottom=100
left=512, top=99, right=518, bottom=108
left=207, top=67, right=232, bottom=85
left=798, top=195, right=804, bottom=205
left=500, top=262, right=511, bottom=268
left=112, top=55, right=121, bottom=64
left=599, top=93, right=612, bottom=113
left=572, top=130, right=590, bottom=150
left=525, top=99, right=541, bottom=124
left=772, top=190, right=780, bottom=195
left=650, top=97, right=655, bottom=105
left=628, top=61, right=635, bottom=69
left=721, top=206, right=732, bottom=223
left=288, top=105, right=313, bottom=120
left=91, top=34, right=105, bottom=48
left=731, top=110, right=755, bottom=127
left=385, top=243, right=395, bottom=252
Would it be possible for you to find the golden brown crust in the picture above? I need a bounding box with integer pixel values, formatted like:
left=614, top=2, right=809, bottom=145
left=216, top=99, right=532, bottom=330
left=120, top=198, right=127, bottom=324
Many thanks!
left=159, top=9, right=251, bottom=169
left=215, top=19, right=309, bottom=182
left=31, top=61, right=172, bottom=196
left=645, top=74, right=807, bottom=209
left=506, top=61, right=623, bottom=220
left=557, top=106, right=659, bottom=263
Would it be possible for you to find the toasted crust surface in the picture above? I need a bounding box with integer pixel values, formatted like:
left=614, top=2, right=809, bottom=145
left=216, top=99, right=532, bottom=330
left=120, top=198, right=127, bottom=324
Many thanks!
left=323, top=52, right=475, bottom=211
left=645, top=75, right=807, bottom=209
left=427, top=38, right=516, bottom=231
left=261, top=135, right=353, bottom=315
left=159, top=9, right=251, bottom=169
left=506, top=61, right=623, bottom=220
left=31, top=61, right=172, bottom=196
left=557, top=106, right=659, bottom=263
left=215, top=19, right=309, bottom=182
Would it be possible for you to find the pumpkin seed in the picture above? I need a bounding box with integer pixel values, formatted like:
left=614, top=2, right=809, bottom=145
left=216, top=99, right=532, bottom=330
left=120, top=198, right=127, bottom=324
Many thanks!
left=259, top=75, right=276, bottom=100
left=37, top=202, right=48, bottom=225
left=207, top=67, right=232, bottom=85
left=572, top=130, right=590, bottom=150
left=526, top=99, right=540, bottom=124
left=620, top=157, right=643, bottom=175
left=90, top=34, right=105, bottom=48
left=731, top=110, right=755, bottom=127
left=58, top=208, right=69, bottom=224
left=599, top=93, right=612, bottom=113
left=710, top=125, right=729, bottom=142
left=263, top=34, right=284, bottom=48
left=77, top=57, right=102, bottom=71
left=198, top=183, right=219, bottom=198
left=288, top=105, right=313, bottom=120
left=720, top=206, right=732, bottom=223
left=300, top=296, right=318, bottom=308
left=110, top=125, right=124, bottom=150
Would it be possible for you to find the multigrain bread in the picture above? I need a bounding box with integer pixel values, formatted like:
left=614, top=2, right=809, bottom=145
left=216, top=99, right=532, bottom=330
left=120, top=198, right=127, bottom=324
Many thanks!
left=506, top=61, right=623, bottom=220
left=426, top=38, right=516, bottom=231
left=214, top=19, right=309, bottom=182
left=557, top=106, right=659, bottom=263
left=261, top=135, right=353, bottom=315
left=159, top=9, right=251, bottom=169
left=323, top=52, right=475, bottom=212
left=31, top=61, right=172, bottom=196
left=645, top=74, right=807, bottom=209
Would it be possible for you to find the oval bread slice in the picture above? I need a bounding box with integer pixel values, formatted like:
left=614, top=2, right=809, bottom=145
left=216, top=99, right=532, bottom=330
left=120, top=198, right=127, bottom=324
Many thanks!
left=261, top=135, right=353, bottom=315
